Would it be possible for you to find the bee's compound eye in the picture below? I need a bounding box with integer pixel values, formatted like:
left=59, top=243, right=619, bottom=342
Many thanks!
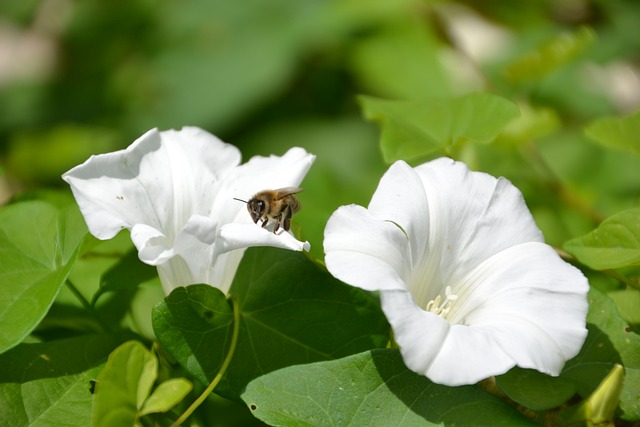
left=247, top=199, right=264, bottom=222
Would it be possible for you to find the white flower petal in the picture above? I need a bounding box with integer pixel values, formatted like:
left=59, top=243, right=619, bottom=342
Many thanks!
left=380, top=290, right=452, bottom=368
left=383, top=289, right=517, bottom=386
left=209, top=249, right=246, bottom=294
left=411, top=158, right=544, bottom=292
left=64, top=126, right=315, bottom=294
left=232, top=147, right=315, bottom=196
left=157, top=256, right=196, bottom=294
left=324, top=204, right=410, bottom=293
left=131, top=223, right=174, bottom=266
left=367, top=161, right=430, bottom=265
left=215, top=147, right=316, bottom=225
left=219, top=223, right=310, bottom=253
left=380, top=241, right=588, bottom=385
left=323, top=156, right=589, bottom=386
left=62, top=127, right=240, bottom=240
left=174, top=215, right=218, bottom=250
left=457, top=242, right=589, bottom=374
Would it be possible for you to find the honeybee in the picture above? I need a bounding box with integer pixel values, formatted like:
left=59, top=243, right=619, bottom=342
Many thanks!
left=234, top=187, right=302, bottom=233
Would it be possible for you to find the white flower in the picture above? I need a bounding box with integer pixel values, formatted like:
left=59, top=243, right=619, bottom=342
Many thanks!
left=324, top=158, right=588, bottom=386
left=63, top=126, right=314, bottom=294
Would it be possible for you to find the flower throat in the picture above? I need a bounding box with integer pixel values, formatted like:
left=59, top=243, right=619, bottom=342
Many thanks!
left=425, top=286, right=458, bottom=317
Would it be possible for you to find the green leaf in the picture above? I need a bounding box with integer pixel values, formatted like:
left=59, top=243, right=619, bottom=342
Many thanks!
left=499, top=103, right=561, bottom=144
left=241, top=349, right=536, bottom=427
left=608, top=286, right=640, bottom=329
left=128, top=0, right=351, bottom=132
left=152, top=285, right=234, bottom=388
left=92, top=248, right=157, bottom=306
left=91, top=340, right=157, bottom=427
left=564, top=208, right=640, bottom=270
left=504, top=26, right=596, bottom=83
left=6, top=124, right=119, bottom=184
left=139, top=378, right=193, bottom=416
left=496, top=368, right=577, bottom=411
left=585, top=110, right=640, bottom=155
left=347, top=10, right=452, bottom=101
left=562, top=287, right=640, bottom=420
left=498, top=288, right=640, bottom=420
left=557, top=364, right=624, bottom=426
left=153, top=247, right=389, bottom=398
left=360, top=92, right=520, bottom=163
left=0, top=332, right=133, bottom=427
left=0, top=201, right=88, bottom=354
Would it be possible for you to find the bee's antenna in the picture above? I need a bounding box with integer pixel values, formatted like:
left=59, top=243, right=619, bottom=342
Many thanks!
left=233, top=197, right=248, bottom=204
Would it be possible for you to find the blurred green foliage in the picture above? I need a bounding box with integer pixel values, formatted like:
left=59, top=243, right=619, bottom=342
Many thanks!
left=2, top=0, right=640, bottom=424
left=2, top=0, right=640, bottom=244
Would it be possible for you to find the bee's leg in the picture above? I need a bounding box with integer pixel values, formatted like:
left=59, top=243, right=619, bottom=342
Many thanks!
left=261, top=218, right=269, bottom=228
left=282, top=205, right=293, bottom=231
left=273, top=214, right=281, bottom=233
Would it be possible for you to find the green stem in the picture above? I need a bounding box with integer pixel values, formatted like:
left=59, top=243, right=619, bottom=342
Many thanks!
left=170, top=298, right=241, bottom=427
left=65, top=279, right=109, bottom=332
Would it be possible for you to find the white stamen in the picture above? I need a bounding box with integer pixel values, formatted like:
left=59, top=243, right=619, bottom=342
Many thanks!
left=425, top=286, right=458, bottom=317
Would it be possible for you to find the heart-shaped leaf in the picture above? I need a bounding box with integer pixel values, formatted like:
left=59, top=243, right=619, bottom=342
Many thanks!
left=242, top=349, right=536, bottom=426
left=0, top=332, right=132, bottom=427
left=153, top=247, right=389, bottom=399
left=152, top=285, right=234, bottom=387
left=360, top=92, right=519, bottom=163
left=585, top=110, right=640, bottom=155
left=0, top=201, right=88, bottom=354
left=564, top=208, right=640, bottom=270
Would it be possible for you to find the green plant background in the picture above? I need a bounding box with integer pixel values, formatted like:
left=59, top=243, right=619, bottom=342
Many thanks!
left=1, top=0, right=640, bottom=425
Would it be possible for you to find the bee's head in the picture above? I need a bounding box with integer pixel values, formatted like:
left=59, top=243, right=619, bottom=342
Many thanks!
left=247, top=198, right=265, bottom=223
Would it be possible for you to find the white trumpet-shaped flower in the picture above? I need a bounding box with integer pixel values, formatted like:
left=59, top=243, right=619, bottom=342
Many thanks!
left=63, top=126, right=314, bottom=294
left=324, top=158, right=588, bottom=386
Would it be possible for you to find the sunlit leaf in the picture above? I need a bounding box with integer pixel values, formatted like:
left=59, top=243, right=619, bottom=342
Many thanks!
left=91, top=340, right=157, bottom=427
left=564, top=208, right=640, bottom=270
left=499, top=103, right=561, bottom=144
left=585, top=110, right=640, bottom=155
left=242, top=349, right=536, bottom=427
left=608, top=286, right=640, bottom=330
left=0, top=201, right=88, bottom=354
left=360, top=93, right=519, bottom=163
left=0, top=333, right=133, bottom=427
left=139, top=378, right=192, bottom=416
left=153, top=247, right=389, bottom=399
left=505, top=26, right=596, bottom=83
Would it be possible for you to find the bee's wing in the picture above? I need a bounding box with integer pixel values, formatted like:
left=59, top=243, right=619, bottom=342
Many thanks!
left=273, top=187, right=303, bottom=199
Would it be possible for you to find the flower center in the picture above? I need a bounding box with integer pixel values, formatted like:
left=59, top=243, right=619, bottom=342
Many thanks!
left=425, top=286, right=458, bottom=317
